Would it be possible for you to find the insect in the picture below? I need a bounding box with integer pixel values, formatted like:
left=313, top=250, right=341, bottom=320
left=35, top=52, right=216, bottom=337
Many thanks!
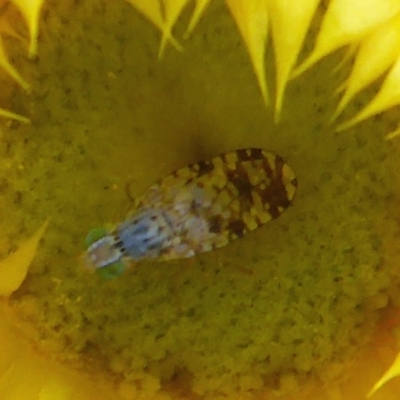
left=85, top=148, right=297, bottom=278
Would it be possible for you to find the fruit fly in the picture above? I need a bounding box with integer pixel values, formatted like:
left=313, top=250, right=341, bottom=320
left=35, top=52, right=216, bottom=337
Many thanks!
left=85, top=148, right=297, bottom=278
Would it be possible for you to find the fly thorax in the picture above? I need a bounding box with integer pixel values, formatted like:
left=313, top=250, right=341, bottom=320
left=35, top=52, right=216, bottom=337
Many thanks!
left=115, top=209, right=173, bottom=260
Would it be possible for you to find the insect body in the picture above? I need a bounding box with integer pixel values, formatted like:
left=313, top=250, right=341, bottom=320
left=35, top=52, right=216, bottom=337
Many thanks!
left=85, top=148, right=297, bottom=277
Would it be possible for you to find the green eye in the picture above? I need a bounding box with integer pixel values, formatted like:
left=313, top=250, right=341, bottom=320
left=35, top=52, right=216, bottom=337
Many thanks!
left=96, top=261, right=126, bottom=279
left=85, top=227, right=109, bottom=247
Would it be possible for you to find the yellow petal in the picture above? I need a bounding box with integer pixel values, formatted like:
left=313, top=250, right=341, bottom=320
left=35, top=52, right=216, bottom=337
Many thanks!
left=385, top=126, right=400, bottom=140
left=39, top=380, right=72, bottom=400
left=0, top=107, right=30, bottom=123
left=158, top=0, right=188, bottom=58
left=335, top=12, right=400, bottom=119
left=331, top=44, right=357, bottom=76
left=0, top=219, right=49, bottom=297
left=184, top=0, right=211, bottom=38
left=125, top=0, right=163, bottom=27
left=368, top=350, right=400, bottom=397
left=226, top=0, right=269, bottom=106
left=125, top=0, right=182, bottom=56
left=0, top=35, right=29, bottom=89
left=267, top=0, right=319, bottom=121
left=293, top=0, right=400, bottom=77
left=10, top=0, right=45, bottom=58
left=337, top=55, right=400, bottom=131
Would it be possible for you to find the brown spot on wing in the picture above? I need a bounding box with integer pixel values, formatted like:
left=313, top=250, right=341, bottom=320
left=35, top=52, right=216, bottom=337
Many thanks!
left=226, top=168, right=253, bottom=206
left=191, top=159, right=214, bottom=176
left=259, top=155, right=292, bottom=219
left=236, top=149, right=252, bottom=161
left=227, top=220, right=247, bottom=238
left=208, top=215, right=223, bottom=233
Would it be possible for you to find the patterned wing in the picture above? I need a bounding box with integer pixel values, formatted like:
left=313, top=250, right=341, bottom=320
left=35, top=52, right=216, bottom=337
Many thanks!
left=132, top=148, right=297, bottom=259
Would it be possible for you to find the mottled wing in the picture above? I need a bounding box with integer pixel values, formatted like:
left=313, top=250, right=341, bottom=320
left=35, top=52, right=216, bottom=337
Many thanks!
left=133, top=148, right=297, bottom=259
